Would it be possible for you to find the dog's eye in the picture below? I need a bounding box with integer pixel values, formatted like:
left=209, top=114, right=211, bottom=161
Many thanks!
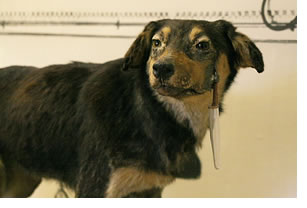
left=195, top=41, right=209, bottom=50
left=152, top=39, right=162, bottom=47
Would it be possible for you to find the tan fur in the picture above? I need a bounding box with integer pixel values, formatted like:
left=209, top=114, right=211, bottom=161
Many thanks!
left=148, top=49, right=214, bottom=93
left=160, top=26, right=171, bottom=41
left=197, top=36, right=210, bottom=42
left=189, top=27, right=203, bottom=41
left=148, top=28, right=228, bottom=146
left=106, top=167, right=174, bottom=198
left=147, top=27, right=172, bottom=86
left=152, top=26, right=171, bottom=43
left=155, top=53, right=231, bottom=148
left=215, top=53, right=231, bottom=99
left=147, top=61, right=156, bottom=87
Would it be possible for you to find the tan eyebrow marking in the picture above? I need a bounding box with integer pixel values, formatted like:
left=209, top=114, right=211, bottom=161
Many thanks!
left=153, top=26, right=171, bottom=41
left=197, top=35, right=210, bottom=42
left=161, top=26, right=171, bottom=40
left=189, top=27, right=203, bottom=42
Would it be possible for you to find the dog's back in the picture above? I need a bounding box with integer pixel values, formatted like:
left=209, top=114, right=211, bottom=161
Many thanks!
left=0, top=63, right=95, bottom=189
left=0, top=59, right=127, bottom=195
left=0, top=66, right=41, bottom=197
left=0, top=66, right=36, bottom=97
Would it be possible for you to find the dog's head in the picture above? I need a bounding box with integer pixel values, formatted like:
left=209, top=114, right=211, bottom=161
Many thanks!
left=123, top=19, right=264, bottom=98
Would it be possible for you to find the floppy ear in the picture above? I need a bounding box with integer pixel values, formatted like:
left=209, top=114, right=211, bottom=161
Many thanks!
left=122, top=21, right=158, bottom=70
left=216, top=20, right=264, bottom=73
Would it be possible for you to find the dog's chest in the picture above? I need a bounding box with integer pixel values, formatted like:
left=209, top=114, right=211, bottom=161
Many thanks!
left=157, top=94, right=211, bottom=147
left=184, top=104, right=210, bottom=146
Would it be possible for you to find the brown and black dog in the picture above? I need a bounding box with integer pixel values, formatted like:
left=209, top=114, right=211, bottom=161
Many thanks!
left=0, top=19, right=263, bottom=198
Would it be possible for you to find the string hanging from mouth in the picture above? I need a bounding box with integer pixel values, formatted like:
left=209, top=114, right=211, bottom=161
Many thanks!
left=209, top=68, right=221, bottom=169
left=211, top=70, right=219, bottom=108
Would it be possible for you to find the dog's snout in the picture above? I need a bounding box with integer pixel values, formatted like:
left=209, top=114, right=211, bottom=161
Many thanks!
left=153, top=63, right=174, bottom=80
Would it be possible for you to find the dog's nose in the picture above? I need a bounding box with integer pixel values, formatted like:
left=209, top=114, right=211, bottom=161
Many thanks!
left=153, top=63, right=174, bottom=80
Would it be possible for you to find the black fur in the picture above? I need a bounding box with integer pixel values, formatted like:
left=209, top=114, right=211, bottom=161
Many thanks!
left=0, top=59, right=198, bottom=197
left=0, top=19, right=263, bottom=198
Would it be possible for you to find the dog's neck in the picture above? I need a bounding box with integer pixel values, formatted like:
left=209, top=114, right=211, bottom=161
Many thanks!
left=152, top=55, right=231, bottom=148
left=155, top=92, right=212, bottom=148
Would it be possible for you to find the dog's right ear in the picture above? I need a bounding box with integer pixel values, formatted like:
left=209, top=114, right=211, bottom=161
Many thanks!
left=122, top=21, right=158, bottom=71
left=214, top=20, right=264, bottom=73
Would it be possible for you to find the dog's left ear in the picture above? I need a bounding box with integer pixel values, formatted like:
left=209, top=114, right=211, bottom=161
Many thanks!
left=122, top=21, right=158, bottom=70
left=215, top=20, right=264, bottom=73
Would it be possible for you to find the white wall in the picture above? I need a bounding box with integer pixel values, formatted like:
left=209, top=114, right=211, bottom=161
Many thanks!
left=0, top=0, right=297, bottom=197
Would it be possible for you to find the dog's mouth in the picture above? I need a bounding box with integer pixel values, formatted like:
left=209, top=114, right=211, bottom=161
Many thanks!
left=153, top=82, right=206, bottom=97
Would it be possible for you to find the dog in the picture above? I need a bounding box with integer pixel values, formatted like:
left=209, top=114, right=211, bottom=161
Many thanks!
left=0, top=19, right=264, bottom=198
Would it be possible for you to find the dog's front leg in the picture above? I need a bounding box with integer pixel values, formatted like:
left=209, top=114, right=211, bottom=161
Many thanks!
left=104, top=167, right=174, bottom=198
left=75, top=155, right=111, bottom=198
left=123, top=188, right=163, bottom=198
left=0, top=158, right=41, bottom=198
